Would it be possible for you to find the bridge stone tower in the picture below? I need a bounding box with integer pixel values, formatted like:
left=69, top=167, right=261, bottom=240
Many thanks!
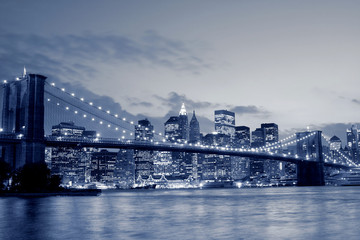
left=296, top=130, right=325, bottom=186
left=1, top=73, right=46, bottom=169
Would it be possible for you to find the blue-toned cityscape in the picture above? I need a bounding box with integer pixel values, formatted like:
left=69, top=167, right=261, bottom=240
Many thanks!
left=2, top=1, right=360, bottom=239
left=0, top=71, right=359, bottom=191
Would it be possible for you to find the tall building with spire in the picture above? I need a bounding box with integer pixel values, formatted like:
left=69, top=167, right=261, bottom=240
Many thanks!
left=178, top=103, right=188, bottom=141
left=163, top=104, right=190, bottom=179
left=189, top=111, right=200, bottom=144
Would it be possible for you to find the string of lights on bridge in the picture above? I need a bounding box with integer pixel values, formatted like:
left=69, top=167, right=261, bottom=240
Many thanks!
left=5, top=78, right=353, bottom=166
left=46, top=81, right=310, bottom=154
left=1, top=75, right=357, bottom=168
left=321, top=133, right=359, bottom=167
left=255, top=132, right=316, bottom=152
left=45, top=81, right=169, bottom=141
left=33, top=81, right=327, bottom=159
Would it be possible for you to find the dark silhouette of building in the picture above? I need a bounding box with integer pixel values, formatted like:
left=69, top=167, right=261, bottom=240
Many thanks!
left=188, top=110, right=201, bottom=180
left=91, top=149, right=117, bottom=183
left=116, top=149, right=135, bottom=188
left=189, top=111, right=200, bottom=144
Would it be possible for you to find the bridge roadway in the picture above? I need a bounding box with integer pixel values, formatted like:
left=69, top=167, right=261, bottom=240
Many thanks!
left=0, top=134, right=350, bottom=169
left=44, top=136, right=350, bottom=169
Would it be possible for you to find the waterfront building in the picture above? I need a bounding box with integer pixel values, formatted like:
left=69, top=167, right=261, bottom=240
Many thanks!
left=214, top=110, right=235, bottom=137
left=116, top=149, right=135, bottom=188
left=91, top=149, right=117, bottom=184
left=50, top=121, right=96, bottom=185
left=262, top=123, right=281, bottom=179
left=232, top=126, right=251, bottom=180
left=163, top=104, right=191, bottom=179
left=134, top=119, right=154, bottom=182
left=202, top=132, right=232, bottom=180
left=250, top=128, right=265, bottom=176
left=51, top=121, right=85, bottom=137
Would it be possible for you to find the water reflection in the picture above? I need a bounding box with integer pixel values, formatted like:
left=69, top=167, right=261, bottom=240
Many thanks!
left=1, top=187, right=360, bottom=239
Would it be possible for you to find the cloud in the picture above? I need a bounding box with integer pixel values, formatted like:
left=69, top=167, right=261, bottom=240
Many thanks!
left=130, top=101, right=153, bottom=108
left=282, top=122, right=360, bottom=145
left=229, top=105, right=270, bottom=117
left=153, top=91, right=218, bottom=110
left=0, top=30, right=211, bottom=83
left=352, top=99, right=360, bottom=104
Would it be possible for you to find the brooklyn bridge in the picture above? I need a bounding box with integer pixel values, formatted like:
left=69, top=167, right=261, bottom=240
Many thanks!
left=0, top=73, right=357, bottom=186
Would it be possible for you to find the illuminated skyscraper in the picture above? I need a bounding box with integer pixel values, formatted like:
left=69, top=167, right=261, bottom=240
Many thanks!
left=50, top=122, right=96, bottom=185
left=347, top=125, right=359, bottom=163
left=234, top=126, right=250, bottom=148
left=165, top=116, right=180, bottom=142
left=261, top=123, right=280, bottom=178
left=261, top=123, right=279, bottom=145
left=233, top=126, right=251, bottom=180
left=134, top=119, right=154, bottom=182
left=178, top=103, right=189, bottom=141
left=214, top=110, right=235, bottom=137
left=135, top=119, right=154, bottom=141
left=250, top=128, right=265, bottom=176
left=330, top=136, right=342, bottom=151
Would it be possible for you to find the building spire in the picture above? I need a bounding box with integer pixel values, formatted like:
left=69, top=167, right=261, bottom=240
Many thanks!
left=179, top=102, right=187, bottom=116
left=23, top=66, right=26, bottom=77
left=191, top=110, right=197, bottom=120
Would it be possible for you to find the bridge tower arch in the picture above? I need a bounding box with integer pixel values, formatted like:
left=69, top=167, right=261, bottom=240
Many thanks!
left=296, top=130, right=325, bottom=186
left=1, top=73, right=46, bottom=168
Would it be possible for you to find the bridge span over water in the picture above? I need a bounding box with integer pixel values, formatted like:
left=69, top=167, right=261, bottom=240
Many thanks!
left=0, top=73, right=356, bottom=186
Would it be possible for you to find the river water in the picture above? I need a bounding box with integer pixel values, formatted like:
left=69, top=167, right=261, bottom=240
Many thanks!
left=1, top=186, right=360, bottom=240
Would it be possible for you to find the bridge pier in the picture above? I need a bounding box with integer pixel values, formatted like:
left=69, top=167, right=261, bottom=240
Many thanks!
left=1, top=74, right=46, bottom=168
left=296, top=130, right=325, bottom=186
left=297, top=161, right=324, bottom=186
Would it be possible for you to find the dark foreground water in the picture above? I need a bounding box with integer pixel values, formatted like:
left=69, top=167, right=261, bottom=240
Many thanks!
left=1, top=187, right=360, bottom=240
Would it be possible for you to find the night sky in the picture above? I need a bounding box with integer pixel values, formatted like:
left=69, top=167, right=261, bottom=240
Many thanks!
left=1, top=1, right=360, bottom=142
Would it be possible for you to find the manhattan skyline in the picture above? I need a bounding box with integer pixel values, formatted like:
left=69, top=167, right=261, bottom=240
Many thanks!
left=1, top=1, right=360, bottom=142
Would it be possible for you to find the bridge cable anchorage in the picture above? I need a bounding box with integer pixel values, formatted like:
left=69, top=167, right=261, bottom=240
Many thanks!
left=44, top=81, right=167, bottom=141
left=321, top=133, right=359, bottom=167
